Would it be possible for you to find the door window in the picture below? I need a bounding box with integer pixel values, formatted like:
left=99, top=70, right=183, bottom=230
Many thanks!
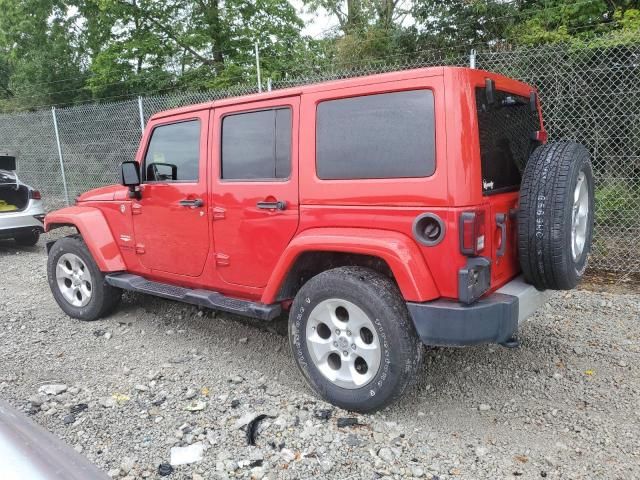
left=221, top=108, right=291, bottom=180
left=144, top=120, right=200, bottom=182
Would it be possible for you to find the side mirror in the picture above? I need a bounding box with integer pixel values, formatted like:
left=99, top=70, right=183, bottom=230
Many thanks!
left=121, top=161, right=141, bottom=199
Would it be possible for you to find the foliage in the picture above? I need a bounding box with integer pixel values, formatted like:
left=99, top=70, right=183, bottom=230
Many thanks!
left=1, top=1, right=640, bottom=112
left=595, top=181, right=639, bottom=227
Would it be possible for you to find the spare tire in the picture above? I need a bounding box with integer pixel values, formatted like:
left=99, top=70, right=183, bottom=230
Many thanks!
left=518, top=141, right=594, bottom=290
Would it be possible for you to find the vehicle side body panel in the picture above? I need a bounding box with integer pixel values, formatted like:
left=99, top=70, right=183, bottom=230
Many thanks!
left=210, top=95, right=301, bottom=288
left=44, top=206, right=125, bottom=271
left=261, top=227, right=439, bottom=304
left=131, top=109, right=210, bottom=277
left=45, top=67, right=546, bottom=306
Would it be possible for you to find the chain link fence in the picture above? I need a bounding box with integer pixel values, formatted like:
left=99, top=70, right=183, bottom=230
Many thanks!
left=0, top=41, right=638, bottom=273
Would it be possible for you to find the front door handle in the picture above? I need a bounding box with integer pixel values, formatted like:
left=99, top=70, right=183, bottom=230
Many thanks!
left=257, top=200, right=287, bottom=211
left=179, top=198, right=204, bottom=208
left=496, top=213, right=507, bottom=257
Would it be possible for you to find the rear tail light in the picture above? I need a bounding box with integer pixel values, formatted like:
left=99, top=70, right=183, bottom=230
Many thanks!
left=29, top=190, right=41, bottom=200
left=459, top=210, right=486, bottom=256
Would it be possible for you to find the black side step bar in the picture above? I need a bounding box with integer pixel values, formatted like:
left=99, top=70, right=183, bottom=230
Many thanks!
left=104, top=273, right=281, bottom=321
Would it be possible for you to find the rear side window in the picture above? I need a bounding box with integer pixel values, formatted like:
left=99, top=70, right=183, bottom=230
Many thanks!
left=144, top=120, right=200, bottom=182
left=221, top=108, right=291, bottom=180
left=316, top=90, right=435, bottom=180
left=476, top=87, right=541, bottom=194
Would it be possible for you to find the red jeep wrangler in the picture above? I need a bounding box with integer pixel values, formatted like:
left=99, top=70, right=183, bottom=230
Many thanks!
left=45, top=67, right=594, bottom=412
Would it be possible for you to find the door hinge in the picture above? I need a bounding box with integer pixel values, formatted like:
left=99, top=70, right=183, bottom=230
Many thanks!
left=212, top=206, right=226, bottom=220
left=135, top=243, right=145, bottom=254
left=215, top=253, right=230, bottom=266
left=132, top=203, right=142, bottom=215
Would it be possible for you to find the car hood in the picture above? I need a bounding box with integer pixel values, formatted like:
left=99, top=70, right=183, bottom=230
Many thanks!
left=76, top=185, right=127, bottom=202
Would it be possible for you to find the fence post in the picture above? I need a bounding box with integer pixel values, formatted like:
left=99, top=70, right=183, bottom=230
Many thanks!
left=138, top=96, right=145, bottom=135
left=51, top=107, right=70, bottom=206
left=255, top=42, right=262, bottom=93
left=267, top=78, right=272, bottom=92
left=469, top=49, right=477, bottom=69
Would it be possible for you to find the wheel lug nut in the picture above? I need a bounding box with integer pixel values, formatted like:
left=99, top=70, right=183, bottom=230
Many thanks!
left=346, top=330, right=352, bottom=336
left=335, top=329, right=340, bottom=335
left=333, top=341, right=338, bottom=347
left=342, top=351, right=348, bottom=356
left=351, top=344, right=356, bottom=350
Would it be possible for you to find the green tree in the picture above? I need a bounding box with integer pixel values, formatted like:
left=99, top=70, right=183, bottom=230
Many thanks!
left=412, top=0, right=640, bottom=48
left=90, top=0, right=305, bottom=91
left=304, top=0, right=416, bottom=68
left=0, top=0, right=86, bottom=111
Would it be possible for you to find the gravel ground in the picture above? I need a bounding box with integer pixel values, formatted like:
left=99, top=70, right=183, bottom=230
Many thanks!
left=1, top=236, right=639, bottom=480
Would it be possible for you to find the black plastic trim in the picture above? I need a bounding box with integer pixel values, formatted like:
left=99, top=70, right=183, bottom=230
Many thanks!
left=485, top=78, right=495, bottom=104
left=529, top=91, right=538, bottom=112
left=458, top=257, right=491, bottom=304
left=0, top=226, right=44, bottom=239
left=407, top=292, right=518, bottom=346
left=495, top=213, right=507, bottom=257
left=412, top=212, right=445, bottom=246
left=105, top=273, right=281, bottom=320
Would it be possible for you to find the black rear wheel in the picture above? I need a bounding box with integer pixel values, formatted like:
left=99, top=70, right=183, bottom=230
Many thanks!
left=289, top=266, right=423, bottom=412
left=518, top=141, right=595, bottom=290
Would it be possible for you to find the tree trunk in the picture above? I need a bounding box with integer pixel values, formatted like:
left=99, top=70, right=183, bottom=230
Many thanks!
left=205, top=0, right=225, bottom=73
left=376, top=0, right=395, bottom=29
left=345, top=0, right=363, bottom=34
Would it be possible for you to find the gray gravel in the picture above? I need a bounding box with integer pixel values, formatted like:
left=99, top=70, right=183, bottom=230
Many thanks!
left=1, top=236, right=639, bottom=480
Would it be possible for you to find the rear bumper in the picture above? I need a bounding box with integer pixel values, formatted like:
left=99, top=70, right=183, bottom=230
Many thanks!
left=407, top=275, right=552, bottom=346
left=0, top=199, right=45, bottom=238
left=0, top=225, right=44, bottom=239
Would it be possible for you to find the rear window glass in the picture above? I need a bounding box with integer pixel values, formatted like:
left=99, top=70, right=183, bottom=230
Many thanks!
left=316, top=90, right=435, bottom=180
left=476, top=87, right=541, bottom=194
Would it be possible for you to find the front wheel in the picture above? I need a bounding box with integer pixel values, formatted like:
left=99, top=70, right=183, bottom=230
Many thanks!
left=47, top=236, right=121, bottom=321
left=289, top=266, right=423, bottom=412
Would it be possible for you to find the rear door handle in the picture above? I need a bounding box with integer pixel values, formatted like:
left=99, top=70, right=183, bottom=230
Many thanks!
left=179, top=198, right=204, bottom=208
left=496, top=213, right=507, bottom=257
left=257, top=200, right=287, bottom=211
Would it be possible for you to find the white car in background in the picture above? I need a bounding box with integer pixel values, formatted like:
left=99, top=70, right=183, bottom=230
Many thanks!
left=0, top=155, right=45, bottom=246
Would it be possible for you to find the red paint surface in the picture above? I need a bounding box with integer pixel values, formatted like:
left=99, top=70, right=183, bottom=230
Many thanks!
left=46, top=67, right=544, bottom=306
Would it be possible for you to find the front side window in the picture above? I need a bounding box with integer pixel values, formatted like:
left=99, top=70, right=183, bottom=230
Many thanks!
left=316, top=90, right=436, bottom=180
left=144, top=120, right=200, bottom=182
left=221, top=108, right=292, bottom=180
